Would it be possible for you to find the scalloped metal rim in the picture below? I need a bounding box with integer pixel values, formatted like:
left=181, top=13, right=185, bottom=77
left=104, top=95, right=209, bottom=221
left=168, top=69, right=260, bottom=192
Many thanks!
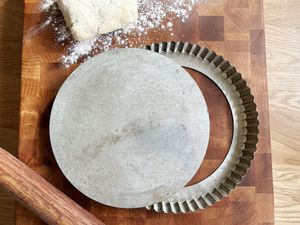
left=143, top=42, right=259, bottom=213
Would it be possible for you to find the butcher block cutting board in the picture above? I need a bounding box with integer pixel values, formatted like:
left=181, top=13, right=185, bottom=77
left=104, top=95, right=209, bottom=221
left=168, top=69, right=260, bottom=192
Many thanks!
left=19, top=0, right=274, bottom=224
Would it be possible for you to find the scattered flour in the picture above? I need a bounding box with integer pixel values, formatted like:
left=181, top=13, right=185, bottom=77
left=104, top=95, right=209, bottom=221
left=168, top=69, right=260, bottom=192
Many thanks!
left=40, top=0, right=56, bottom=11
left=61, top=38, right=97, bottom=65
left=41, top=0, right=207, bottom=67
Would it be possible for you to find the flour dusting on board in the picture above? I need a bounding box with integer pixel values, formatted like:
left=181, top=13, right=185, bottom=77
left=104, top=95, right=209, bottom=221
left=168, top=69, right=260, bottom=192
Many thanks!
left=41, top=0, right=207, bottom=67
left=40, top=0, right=56, bottom=11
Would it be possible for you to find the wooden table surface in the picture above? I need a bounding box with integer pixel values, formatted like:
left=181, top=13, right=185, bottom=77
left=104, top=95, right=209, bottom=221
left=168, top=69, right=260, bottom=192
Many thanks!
left=264, top=0, right=300, bottom=223
left=0, top=0, right=299, bottom=224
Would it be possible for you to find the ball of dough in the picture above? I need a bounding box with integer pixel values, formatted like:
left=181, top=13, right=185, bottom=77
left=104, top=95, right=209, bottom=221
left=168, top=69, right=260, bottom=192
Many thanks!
left=57, top=0, right=138, bottom=41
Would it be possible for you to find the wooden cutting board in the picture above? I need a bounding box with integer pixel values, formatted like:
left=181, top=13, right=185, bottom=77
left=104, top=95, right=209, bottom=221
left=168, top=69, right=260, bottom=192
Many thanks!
left=19, top=0, right=274, bottom=224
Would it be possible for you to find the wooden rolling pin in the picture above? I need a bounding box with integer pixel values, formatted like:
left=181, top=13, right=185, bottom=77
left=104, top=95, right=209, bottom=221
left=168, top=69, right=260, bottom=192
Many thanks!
left=0, top=147, right=105, bottom=225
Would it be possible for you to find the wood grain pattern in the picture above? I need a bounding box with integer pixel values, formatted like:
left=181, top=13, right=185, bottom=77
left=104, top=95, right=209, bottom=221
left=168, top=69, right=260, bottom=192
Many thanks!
left=0, top=147, right=105, bottom=225
left=17, top=0, right=274, bottom=224
left=12, top=0, right=274, bottom=224
left=185, top=68, right=232, bottom=185
left=2, top=1, right=299, bottom=225
left=264, top=0, right=300, bottom=224
left=0, top=0, right=23, bottom=224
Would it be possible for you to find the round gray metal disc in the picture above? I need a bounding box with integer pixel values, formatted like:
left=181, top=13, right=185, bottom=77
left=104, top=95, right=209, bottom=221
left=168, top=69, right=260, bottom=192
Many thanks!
left=49, top=48, right=210, bottom=208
